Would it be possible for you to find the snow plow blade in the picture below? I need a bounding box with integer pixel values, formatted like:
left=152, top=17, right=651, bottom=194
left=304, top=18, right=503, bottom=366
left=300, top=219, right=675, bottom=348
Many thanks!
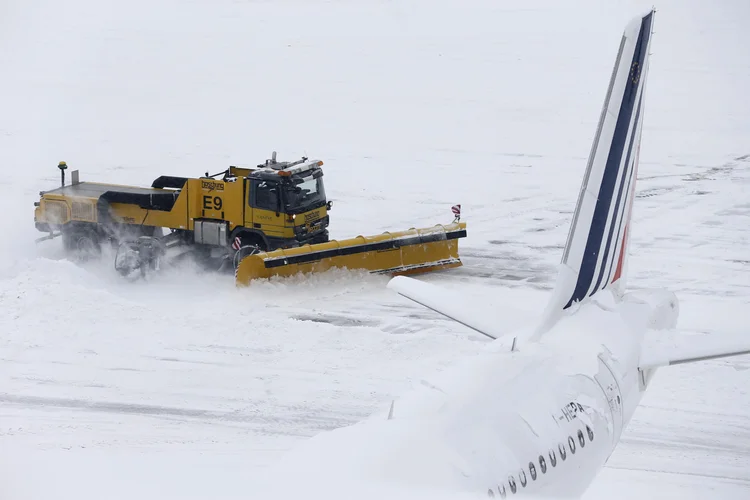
left=235, top=222, right=467, bottom=286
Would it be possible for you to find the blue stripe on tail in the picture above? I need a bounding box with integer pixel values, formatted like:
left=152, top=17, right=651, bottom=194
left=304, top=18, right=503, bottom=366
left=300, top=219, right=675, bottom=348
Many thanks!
left=589, top=92, right=644, bottom=296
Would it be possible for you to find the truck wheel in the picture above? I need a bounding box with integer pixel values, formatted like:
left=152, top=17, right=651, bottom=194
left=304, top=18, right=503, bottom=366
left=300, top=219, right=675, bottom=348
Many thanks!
left=232, top=234, right=266, bottom=270
left=63, top=229, right=101, bottom=262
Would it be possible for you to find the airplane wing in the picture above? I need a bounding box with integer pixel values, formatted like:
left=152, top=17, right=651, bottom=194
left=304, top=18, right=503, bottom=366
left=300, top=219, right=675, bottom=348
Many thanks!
left=639, top=333, right=750, bottom=369
left=387, top=276, right=524, bottom=340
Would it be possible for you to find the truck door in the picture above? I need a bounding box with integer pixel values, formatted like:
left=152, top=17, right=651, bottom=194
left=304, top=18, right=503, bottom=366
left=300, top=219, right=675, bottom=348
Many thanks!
left=249, top=179, right=285, bottom=241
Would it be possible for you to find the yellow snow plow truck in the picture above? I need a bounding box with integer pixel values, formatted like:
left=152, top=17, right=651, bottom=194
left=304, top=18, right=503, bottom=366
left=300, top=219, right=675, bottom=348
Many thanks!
left=34, top=153, right=467, bottom=284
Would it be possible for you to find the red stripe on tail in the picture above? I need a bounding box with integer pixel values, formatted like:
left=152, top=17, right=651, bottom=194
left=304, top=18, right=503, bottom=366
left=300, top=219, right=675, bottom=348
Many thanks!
left=611, top=225, right=627, bottom=283
left=611, top=132, right=642, bottom=285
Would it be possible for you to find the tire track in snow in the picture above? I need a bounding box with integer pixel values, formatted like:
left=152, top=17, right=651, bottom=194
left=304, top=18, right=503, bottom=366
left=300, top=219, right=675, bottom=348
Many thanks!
left=0, top=393, right=366, bottom=437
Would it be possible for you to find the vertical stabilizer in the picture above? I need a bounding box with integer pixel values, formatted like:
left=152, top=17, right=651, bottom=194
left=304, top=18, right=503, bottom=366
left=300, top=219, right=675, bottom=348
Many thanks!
left=387, top=11, right=656, bottom=346
left=536, top=10, right=655, bottom=334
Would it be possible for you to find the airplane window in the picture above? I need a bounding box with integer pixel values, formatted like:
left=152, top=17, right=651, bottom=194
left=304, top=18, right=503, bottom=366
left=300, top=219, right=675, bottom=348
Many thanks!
left=549, top=450, right=557, bottom=467
left=488, top=489, right=495, bottom=497
left=519, top=470, right=527, bottom=487
left=559, top=444, right=567, bottom=461
left=539, top=455, right=547, bottom=473
left=616, top=395, right=621, bottom=405
left=578, top=429, right=585, bottom=447
left=587, top=425, right=594, bottom=441
left=568, top=436, right=576, bottom=454
left=498, top=484, right=507, bottom=498
left=529, top=462, right=537, bottom=480
left=509, top=476, right=517, bottom=494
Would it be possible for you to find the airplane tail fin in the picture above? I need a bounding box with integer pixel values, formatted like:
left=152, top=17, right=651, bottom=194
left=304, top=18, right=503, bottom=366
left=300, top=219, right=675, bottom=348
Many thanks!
left=387, top=10, right=656, bottom=344
left=537, top=9, right=655, bottom=332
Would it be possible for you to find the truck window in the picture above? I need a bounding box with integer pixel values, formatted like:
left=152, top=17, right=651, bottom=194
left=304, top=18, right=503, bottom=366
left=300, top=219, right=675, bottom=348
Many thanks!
left=284, top=175, right=325, bottom=212
left=253, top=181, right=279, bottom=211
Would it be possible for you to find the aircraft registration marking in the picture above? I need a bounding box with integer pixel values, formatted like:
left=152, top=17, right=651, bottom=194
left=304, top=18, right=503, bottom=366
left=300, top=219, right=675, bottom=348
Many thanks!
left=555, top=401, right=585, bottom=423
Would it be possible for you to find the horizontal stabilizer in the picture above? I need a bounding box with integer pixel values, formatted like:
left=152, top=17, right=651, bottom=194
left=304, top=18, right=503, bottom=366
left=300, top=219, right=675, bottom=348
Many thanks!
left=639, top=333, right=750, bottom=370
left=387, top=276, right=519, bottom=340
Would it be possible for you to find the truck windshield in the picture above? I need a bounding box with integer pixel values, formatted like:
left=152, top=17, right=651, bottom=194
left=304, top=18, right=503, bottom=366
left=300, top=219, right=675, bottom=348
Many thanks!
left=284, top=175, right=325, bottom=212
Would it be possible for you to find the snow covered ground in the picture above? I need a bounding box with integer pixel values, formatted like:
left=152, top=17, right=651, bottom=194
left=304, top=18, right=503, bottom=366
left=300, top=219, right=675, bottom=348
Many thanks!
left=1, top=0, right=749, bottom=498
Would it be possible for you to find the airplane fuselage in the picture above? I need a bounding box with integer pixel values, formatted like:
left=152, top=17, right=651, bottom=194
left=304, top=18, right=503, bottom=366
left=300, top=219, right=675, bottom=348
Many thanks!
left=268, top=295, right=673, bottom=499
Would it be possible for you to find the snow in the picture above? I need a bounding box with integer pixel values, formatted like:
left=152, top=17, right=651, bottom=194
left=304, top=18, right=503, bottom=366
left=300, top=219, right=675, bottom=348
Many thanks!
left=1, top=0, right=749, bottom=498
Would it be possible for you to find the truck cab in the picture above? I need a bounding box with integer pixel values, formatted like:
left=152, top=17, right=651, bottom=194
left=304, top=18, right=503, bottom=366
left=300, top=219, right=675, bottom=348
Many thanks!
left=233, top=157, right=331, bottom=250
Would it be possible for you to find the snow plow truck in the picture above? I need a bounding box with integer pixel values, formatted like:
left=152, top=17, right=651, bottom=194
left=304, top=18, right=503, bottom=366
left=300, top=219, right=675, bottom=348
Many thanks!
left=33, top=153, right=467, bottom=285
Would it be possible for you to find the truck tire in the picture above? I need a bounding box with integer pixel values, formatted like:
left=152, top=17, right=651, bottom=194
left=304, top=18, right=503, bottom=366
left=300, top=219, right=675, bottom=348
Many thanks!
left=232, top=233, right=266, bottom=270
left=62, top=226, right=101, bottom=262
